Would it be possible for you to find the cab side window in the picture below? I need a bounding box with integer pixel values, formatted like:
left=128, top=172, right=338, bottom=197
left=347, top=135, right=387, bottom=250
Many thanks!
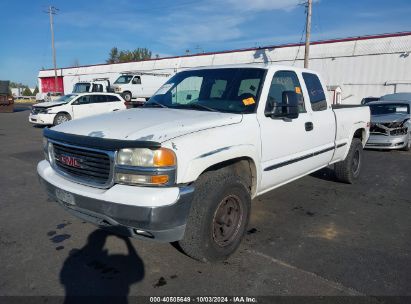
left=132, top=76, right=141, bottom=84
left=265, top=70, right=305, bottom=114
left=92, top=84, right=103, bottom=92
left=302, top=73, right=327, bottom=111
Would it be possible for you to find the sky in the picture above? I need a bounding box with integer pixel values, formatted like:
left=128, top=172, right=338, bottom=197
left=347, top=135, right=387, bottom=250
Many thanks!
left=0, top=0, right=410, bottom=87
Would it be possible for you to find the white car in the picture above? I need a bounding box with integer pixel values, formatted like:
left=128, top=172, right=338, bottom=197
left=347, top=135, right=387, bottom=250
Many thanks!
left=38, top=64, right=370, bottom=262
left=29, top=93, right=126, bottom=126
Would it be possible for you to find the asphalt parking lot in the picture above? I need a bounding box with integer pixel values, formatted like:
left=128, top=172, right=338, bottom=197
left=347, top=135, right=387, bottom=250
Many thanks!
left=1, top=104, right=410, bottom=298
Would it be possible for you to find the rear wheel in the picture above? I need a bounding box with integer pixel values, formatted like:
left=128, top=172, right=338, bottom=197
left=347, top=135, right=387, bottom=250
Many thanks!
left=178, top=170, right=251, bottom=262
left=53, top=113, right=71, bottom=126
left=334, top=138, right=363, bottom=184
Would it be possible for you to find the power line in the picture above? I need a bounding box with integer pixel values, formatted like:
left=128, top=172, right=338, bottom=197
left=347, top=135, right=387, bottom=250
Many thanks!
left=292, top=3, right=308, bottom=66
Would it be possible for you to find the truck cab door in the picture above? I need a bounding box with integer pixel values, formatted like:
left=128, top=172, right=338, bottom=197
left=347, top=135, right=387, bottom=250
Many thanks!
left=258, top=70, right=334, bottom=192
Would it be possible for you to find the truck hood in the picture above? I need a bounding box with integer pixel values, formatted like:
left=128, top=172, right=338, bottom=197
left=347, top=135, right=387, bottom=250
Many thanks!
left=51, top=108, right=243, bottom=142
left=371, top=113, right=410, bottom=124
left=33, top=101, right=67, bottom=108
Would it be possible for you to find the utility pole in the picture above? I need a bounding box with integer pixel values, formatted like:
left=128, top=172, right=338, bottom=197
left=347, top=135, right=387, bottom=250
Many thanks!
left=45, top=6, right=59, bottom=92
left=304, top=0, right=312, bottom=68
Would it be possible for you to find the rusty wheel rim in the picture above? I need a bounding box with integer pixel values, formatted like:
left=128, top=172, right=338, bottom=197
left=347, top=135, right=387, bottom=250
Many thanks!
left=212, top=194, right=243, bottom=247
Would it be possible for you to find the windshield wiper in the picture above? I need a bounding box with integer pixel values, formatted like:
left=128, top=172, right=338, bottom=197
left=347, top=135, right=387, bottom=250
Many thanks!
left=144, top=101, right=168, bottom=108
left=187, top=103, right=220, bottom=112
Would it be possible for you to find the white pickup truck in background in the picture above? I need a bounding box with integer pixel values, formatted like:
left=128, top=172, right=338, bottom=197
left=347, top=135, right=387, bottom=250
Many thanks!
left=72, top=78, right=112, bottom=94
left=38, top=64, right=370, bottom=262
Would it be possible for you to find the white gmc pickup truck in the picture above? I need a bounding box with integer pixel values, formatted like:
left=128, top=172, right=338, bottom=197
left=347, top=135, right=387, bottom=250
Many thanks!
left=38, top=64, right=370, bottom=262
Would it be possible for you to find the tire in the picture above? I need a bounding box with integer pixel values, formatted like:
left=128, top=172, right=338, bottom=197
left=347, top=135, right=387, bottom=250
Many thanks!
left=334, top=138, right=363, bottom=184
left=53, top=113, right=71, bottom=126
left=179, top=170, right=251, bottom=262
left=122, top=92, right=132, bottom=102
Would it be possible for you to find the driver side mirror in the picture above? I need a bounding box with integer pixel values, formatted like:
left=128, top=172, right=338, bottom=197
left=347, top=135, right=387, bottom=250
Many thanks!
left=265, top=91, right=300, bottom=119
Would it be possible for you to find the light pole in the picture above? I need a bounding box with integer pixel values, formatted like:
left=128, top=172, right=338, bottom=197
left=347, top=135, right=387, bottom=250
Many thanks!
left=304, top=0, right=312, bottom=68
left=46, top=6, right=59, bottom=92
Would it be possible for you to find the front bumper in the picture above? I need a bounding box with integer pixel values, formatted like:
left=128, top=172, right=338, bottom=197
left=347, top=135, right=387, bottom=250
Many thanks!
left=365, top=133, right=409, bottom=150
left=29, top=113, right=55, bottom=125
left=37, top=160, right=194, bottom=242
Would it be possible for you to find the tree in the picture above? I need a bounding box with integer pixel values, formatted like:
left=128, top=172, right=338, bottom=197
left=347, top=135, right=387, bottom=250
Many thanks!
left=9, top=81, right=25, bottom=88
left=22, top=87, right=32, bottom=96
left=106, top=47, right=119, bottom=64
left=33, top=86, right=39, bottom=95
left=106, top=47, right=152, bottom=63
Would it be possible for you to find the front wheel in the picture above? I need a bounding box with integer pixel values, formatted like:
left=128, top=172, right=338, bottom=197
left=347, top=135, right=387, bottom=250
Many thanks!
left=334, top=138, right=363, bottom=184
left=122, top=92, right=132, bottom=102
left=53, top=113, right=71, bottom=126
left=178, top=170, right=251, bottom=262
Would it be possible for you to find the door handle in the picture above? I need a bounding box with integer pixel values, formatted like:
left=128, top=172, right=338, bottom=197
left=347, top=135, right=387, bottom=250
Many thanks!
left=305, top=122, right=314, bottom=131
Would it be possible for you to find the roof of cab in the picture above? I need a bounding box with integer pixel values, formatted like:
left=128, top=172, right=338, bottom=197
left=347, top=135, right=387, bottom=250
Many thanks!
left=185, top=63, right=317, bottom=74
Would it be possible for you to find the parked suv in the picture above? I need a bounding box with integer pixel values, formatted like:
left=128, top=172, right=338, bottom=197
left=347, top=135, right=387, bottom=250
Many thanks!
left=29, top=92, right=126, bottom=126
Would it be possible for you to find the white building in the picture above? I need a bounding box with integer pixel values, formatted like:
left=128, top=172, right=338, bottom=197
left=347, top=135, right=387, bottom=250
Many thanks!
left=38, top=31, right=411, bottom=104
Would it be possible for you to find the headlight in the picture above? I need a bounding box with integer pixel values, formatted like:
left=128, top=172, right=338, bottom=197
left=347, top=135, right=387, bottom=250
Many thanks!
left=115, top=148, right=176, bottom=186
left=116, top=148, right=176, bottom=167
left=39, top=108, right=51, bottom=114
left=43, top=138, right=54, bottom=162
left=43, top=138, right=49, bottom=161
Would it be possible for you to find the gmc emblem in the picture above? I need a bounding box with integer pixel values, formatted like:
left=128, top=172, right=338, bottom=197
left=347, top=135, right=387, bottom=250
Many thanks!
left=60, top=155, right=81, bottom=168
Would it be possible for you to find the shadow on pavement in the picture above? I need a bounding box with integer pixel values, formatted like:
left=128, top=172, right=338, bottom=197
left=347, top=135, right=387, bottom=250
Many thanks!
left=309, top=167, right=338, bottom=182
left=60, top=229, right=145, bottom=304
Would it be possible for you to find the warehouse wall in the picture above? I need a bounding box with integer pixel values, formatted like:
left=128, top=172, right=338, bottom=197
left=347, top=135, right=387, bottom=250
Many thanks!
left=39, top=33, right=411, bottom=104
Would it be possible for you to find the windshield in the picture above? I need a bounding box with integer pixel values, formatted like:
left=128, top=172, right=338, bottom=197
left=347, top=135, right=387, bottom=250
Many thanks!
left=54, top=94, right=77, bottom=103
left=114, top=75, right=133, bottom=84
left=73, top=83, right=90, bottom=93
left=145, top=68, right=266, bottom=114
left=370, top=103, right=410, bottom=115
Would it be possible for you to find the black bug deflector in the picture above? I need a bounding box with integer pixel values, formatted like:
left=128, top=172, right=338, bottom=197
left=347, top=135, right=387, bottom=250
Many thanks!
left=43, top=128, right=162, bottom=150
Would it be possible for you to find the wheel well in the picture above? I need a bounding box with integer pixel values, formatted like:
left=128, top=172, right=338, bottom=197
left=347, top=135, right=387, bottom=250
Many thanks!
left=353, top=128, right=366, bottom=146
left=202, top=157, right=257, bottom=197
left=56, top=111, right=71, bottom=118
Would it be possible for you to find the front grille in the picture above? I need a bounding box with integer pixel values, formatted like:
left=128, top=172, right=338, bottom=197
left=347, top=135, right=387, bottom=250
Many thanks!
left=52, top=142, right=113, bottom=187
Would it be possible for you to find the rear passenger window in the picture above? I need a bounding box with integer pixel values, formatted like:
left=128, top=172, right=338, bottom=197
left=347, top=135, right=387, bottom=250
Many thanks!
left=302, top=73, right=327, bottom=111
left=91, top=95, right=107, bottom=103
left=107, top=95, right=120, bottom=102
left=265, top=70, right=305, bottom=114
